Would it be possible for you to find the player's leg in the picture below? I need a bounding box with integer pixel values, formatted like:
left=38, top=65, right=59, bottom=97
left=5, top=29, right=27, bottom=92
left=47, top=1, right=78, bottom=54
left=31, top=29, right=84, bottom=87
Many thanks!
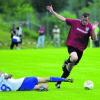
left=37, top=77, right=67, bottom=83
left=41, top=35, right=45, bottom=48
left=18, top=77, right=39, bottom=91
left=24, top=77, right=70, bottom=91
left=64, top=51, right=78, bottom=72
left=10, top=41, right=14, bottom=49
left=56, top=47, right=83, bottom=88
left=55, top=52, right=77, bottom=88
left=16, top=43, right=20, bottom=49
left=36, top=36, right=41, bottom=48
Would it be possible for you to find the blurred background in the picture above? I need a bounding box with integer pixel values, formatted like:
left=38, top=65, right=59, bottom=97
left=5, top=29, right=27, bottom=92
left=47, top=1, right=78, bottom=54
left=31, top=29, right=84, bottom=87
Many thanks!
left=0, top=0, right=100, bottom=49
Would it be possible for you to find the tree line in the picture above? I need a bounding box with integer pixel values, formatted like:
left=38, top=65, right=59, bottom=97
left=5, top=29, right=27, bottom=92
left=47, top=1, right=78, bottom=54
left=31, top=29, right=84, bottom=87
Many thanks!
left=0, top=0, right=99, bottom=40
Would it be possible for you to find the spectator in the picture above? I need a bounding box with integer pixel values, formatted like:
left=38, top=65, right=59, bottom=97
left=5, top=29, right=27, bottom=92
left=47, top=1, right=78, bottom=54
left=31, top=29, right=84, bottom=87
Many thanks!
left=10, top=27, right=21, bottom=49
left=52, top=25, right=61, bottom=47
left=36, top=25, right=45, bottom=48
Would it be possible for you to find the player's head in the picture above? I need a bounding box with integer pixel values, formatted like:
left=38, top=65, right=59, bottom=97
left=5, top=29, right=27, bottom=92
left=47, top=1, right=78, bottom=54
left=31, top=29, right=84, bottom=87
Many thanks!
left=81, top=13, right=90, bottom=25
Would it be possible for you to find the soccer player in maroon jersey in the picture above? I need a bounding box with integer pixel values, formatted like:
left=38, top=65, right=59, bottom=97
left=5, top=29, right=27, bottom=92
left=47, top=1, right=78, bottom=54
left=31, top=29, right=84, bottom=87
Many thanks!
left=47, top=5, right=96, bottom=88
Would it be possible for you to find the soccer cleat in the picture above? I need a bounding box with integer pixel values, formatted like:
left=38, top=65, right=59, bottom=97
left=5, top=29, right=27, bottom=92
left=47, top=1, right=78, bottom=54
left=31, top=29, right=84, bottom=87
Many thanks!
left=55, top=83, right=61, bottom=89
left=64, top=78, right=74, bottom=83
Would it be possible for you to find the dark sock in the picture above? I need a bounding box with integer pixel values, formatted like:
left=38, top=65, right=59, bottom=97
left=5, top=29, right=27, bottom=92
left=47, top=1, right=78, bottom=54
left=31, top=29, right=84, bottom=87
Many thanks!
left=62, top=58, right=71, bottom=69
left=61, top=69, right=70, bottom=78
left=56, top=59, right=71, bottom=85
left=57, top=69, right=70, bottom=85
left=65, top=58, right=71, bottom=64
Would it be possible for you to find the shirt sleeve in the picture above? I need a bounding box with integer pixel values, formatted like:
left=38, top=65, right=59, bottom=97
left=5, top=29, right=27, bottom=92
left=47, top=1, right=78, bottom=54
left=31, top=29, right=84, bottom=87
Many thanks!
left=65, top=18, right=77, bottom=25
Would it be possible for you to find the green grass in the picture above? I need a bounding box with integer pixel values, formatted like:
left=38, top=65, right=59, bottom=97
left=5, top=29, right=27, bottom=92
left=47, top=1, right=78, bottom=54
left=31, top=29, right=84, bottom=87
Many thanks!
left=0, top=47, right=100, bottom=100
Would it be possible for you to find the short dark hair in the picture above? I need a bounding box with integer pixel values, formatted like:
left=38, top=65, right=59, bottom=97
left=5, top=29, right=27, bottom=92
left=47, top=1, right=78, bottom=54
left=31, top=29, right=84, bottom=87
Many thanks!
left=82, top=13, right=90, bottom=18
left=16, top=27, right=19, bottom=30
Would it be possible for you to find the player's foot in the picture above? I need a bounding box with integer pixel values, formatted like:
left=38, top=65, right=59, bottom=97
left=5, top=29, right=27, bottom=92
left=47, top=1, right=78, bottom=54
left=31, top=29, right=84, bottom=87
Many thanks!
left=55, top=83, right=61, bottom=89
left=65, top=78, right=74, bottom=83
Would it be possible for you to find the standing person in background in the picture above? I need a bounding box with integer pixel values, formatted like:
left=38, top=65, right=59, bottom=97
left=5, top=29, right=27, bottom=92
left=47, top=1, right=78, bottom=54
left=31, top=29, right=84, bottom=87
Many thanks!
left=92, top=21, right=99, bottom=47
left=10, top=27, right=21, bottom=50
left=10, top=24, right=18, bottom=49
left=37, top=25, right=46, bottom=48
left=52, top=25, right=61, bottom=47
left=47, top=5, right=96, bottom=88
left=10, top=24, right=23, bottom=49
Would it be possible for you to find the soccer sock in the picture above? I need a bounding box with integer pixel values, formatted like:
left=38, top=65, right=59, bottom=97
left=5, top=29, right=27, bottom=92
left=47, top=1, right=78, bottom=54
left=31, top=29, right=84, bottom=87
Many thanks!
left=62, top=58, right=71, bottom=69
left=56, top=58, right=71, bottom=85
left=65, top=58, right=71, bottom=63
left=61, top=69, right=70, bottom=78
left=57, top=69, right=70, bottom=84
left=49, top=77, right=66, bottom=82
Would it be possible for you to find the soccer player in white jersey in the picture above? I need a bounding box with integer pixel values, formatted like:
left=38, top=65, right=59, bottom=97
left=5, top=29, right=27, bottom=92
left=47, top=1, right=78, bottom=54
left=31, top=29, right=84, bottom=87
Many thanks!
left=0, top=71, right=73, bottom=92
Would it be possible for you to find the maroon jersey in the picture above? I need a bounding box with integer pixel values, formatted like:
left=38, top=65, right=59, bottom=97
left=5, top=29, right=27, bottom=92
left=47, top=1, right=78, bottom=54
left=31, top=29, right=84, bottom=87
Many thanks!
left=38, top=26, right=45, bottom=35
left=65, top=18, right=93, bottom=52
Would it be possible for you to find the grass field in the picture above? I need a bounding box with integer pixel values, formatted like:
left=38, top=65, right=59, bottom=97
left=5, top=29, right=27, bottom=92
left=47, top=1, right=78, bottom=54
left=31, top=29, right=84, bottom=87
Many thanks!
left=0, top=47, right=100, bottom=100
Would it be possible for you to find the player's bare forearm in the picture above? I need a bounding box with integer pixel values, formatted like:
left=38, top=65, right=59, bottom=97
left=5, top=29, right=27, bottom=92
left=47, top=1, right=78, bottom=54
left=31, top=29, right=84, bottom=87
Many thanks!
left=91, top=31, right=96, bottom=40
left=51, top=10, right=66, bottom=21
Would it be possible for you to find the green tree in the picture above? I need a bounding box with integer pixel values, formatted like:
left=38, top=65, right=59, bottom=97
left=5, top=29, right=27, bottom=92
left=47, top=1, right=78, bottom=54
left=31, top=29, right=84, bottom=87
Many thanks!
left=30, top=0, right=68, bottom=13
left=66, top=0, right=93, bottom=16
left=80, top=0, right=100, bottom=21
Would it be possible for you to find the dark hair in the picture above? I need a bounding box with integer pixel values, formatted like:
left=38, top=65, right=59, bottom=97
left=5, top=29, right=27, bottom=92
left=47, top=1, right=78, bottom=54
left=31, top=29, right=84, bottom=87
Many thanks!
left=82, top=13, right=90, bottom=18
left=16, top=27, right=19, bottom=30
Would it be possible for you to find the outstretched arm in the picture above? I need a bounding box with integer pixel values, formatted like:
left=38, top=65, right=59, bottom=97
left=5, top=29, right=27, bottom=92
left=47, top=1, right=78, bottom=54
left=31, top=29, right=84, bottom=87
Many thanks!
left=91, top=31, right=96, bottom=40
left=91, top=25, right=96, bottom=40
left=47, top=5, right=66, bottom=21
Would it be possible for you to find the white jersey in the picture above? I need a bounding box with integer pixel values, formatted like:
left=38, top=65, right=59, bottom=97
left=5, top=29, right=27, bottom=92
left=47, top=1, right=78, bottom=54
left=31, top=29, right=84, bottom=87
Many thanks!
left=16, top=27, right=23, bottom=36
left=0, top=74, right=25, bottom=91
left=52, top=28, right=60, bottom=34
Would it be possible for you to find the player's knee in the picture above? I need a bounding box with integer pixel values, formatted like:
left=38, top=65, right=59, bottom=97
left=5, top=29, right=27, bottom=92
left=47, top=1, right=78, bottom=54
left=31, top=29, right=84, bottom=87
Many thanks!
left=70, top=52, right=78, bottom=62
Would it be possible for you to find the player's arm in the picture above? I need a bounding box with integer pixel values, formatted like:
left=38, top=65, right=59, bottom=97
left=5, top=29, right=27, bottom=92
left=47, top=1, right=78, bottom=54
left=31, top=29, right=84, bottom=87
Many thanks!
left=47, top=5, right=66, bottom=21
left=91, top=31, right=96, bottom=40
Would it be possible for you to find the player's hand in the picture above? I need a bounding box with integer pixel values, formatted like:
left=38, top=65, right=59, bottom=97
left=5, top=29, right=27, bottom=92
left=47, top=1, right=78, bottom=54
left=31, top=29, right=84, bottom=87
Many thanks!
left=46, top=5, right=54, bottom=13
